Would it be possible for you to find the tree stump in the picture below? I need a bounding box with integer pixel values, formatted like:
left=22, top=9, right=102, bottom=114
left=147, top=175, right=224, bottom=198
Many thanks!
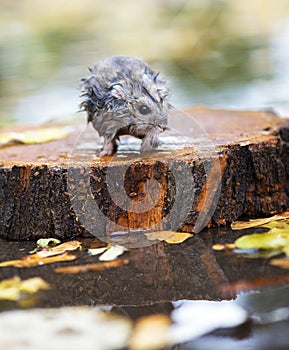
left=0, top=106, right=289, bottom=241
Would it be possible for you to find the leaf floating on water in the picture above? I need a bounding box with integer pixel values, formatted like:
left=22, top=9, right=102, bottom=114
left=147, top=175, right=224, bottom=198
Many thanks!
left=0, top=127, right=69, bottom=147
left=36, top=240, right=81, bottom=258
left=231, top=212, right=289, bottom=230
left=212, top=243, right=235, bottom=251
left=235, top=232, right=289, bottom=250
left=99, top=245, right=128, bottom=261
left=54, top=258, right=129, bottom=274
left=0, top=253, right=77, bottom=268
left=0, top=276, right=50, bottom=301
left=0, top=240, right=80, bottom=268
left=270, top=258, right=289, bottom=269
left=234, top=220, right=289, bottom=252
left=18, top=277, right=50, bottom=293
left=218, top=218, right=289, bottom=268
left=36, top=238, right=61, bottom=248
left=145, top=231, right=193, bottom=244
left=129, top=314, right=171, bottom=350
left=88, top=247, right=108, bottom=256
left=164, top=232, right=193, bottom=244
left=262, top=219, right=289, bottom=231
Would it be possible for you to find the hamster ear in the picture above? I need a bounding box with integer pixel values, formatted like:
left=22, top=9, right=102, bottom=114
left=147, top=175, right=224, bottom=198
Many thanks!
left=110, top=84, right=126, bottom=100
left=157, top=87, right=170, bottom=101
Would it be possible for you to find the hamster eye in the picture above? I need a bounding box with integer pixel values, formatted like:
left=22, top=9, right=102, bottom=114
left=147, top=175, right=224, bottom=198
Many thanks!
left=138, top=105, right=151, bottom=115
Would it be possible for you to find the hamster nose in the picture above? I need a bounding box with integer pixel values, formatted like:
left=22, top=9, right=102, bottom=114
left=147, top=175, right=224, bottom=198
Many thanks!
left=157, top=124, right=167, bottom=132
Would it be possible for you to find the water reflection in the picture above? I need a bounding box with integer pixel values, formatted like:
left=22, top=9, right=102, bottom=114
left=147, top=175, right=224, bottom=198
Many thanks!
left=1, top=228, right=289, bottom=308
left=2, top=227, right=289, bottom=347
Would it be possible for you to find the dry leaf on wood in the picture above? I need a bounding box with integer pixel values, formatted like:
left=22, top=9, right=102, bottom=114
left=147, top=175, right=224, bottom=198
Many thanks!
left=0, top=127, right=68, bottom=147
left=231, top=212, right=289, bottom=230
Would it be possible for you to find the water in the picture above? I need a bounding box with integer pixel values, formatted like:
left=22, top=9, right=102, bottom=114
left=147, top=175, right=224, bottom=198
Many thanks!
left=1, top=228, right=289, bottom=348
left=1, top=1, right=289, bottom=126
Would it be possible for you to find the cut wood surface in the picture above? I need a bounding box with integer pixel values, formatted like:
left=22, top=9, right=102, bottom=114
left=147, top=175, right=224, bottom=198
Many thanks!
left=1, top=106, right=289, bottom=241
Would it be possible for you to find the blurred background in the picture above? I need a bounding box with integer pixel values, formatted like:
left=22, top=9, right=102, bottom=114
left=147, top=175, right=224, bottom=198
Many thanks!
left=1, top=0, right=289, bottom=126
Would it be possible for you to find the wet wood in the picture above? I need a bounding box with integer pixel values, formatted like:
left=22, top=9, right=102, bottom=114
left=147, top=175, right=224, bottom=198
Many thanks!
left=0, top=106, right=289, bottom=240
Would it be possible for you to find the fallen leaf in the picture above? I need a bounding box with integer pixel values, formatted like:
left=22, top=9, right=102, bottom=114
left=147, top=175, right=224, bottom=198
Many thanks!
left=0, top=253, right=77, bottom=268
left=216, top=219, right=289, bottom=269
left=19, top=277, right=51, bottom=294
left=262, top=219, right=289, bottom=231
left=0, top=276, right=50, bottom=301
left=270, top=258, right=289, bottom=269
left=36, top=238, right=61, bottom=248
left=99, top=245, right=128, bottom=261
left=54, top=258, right=129, bottom=274
left=0, top=285, right=20, bottom=301
left=36, top=240, right=81, bottom=258
left=0, top=127, right=68, bottom=147
left=235, top=230, right=289, bottom=251
left=212, top=243, right=235, bottom=251
left=145, top=231, right=193, bottom=244
left=129, top=314, right=171, bottom=350
left=88, top=247, right=108, bottom=256
left=231, top=212, right=289, bottom=230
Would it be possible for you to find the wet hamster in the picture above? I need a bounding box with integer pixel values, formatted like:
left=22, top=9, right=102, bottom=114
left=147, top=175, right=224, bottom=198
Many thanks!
left=80, top=56, right=171, bottom=155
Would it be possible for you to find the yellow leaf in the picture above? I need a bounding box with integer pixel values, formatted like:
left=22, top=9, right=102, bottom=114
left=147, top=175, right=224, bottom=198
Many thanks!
left=145, top=231, right=193, bottom=244
left=54, top=258, right=129, bottom=274
left=0, top=276, right=50, bottom=301
left=0, top=127, right=68, bottom=147
left=19, top=277, right=50, bottom=293
left=231, top=212, right=289, bottom=230
left=165, top=232, right=193, bottom=244
left=36, top=238, right=61, bottom=248
left=0, top=253, right=77, bottom=268
left=234, top=219, right=289, bottom=251
left=270, top=258, right=289, bottom=269
left=262, top=220, right=289, bottom=231
left=36, top=240, right=81, bottom=258
left=235, top=231, right=289, bottom=250
left=212, top=243, right=235, bottom=251
left=0, top=286, right=21, bottom=301
left=0, top=276, right=21, bottom=288
left=129, top=314, right=171, bottom=350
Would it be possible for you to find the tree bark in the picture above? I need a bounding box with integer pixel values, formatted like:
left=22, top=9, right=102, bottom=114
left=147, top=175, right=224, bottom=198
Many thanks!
left=0, top=107, right=288, bottom=240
